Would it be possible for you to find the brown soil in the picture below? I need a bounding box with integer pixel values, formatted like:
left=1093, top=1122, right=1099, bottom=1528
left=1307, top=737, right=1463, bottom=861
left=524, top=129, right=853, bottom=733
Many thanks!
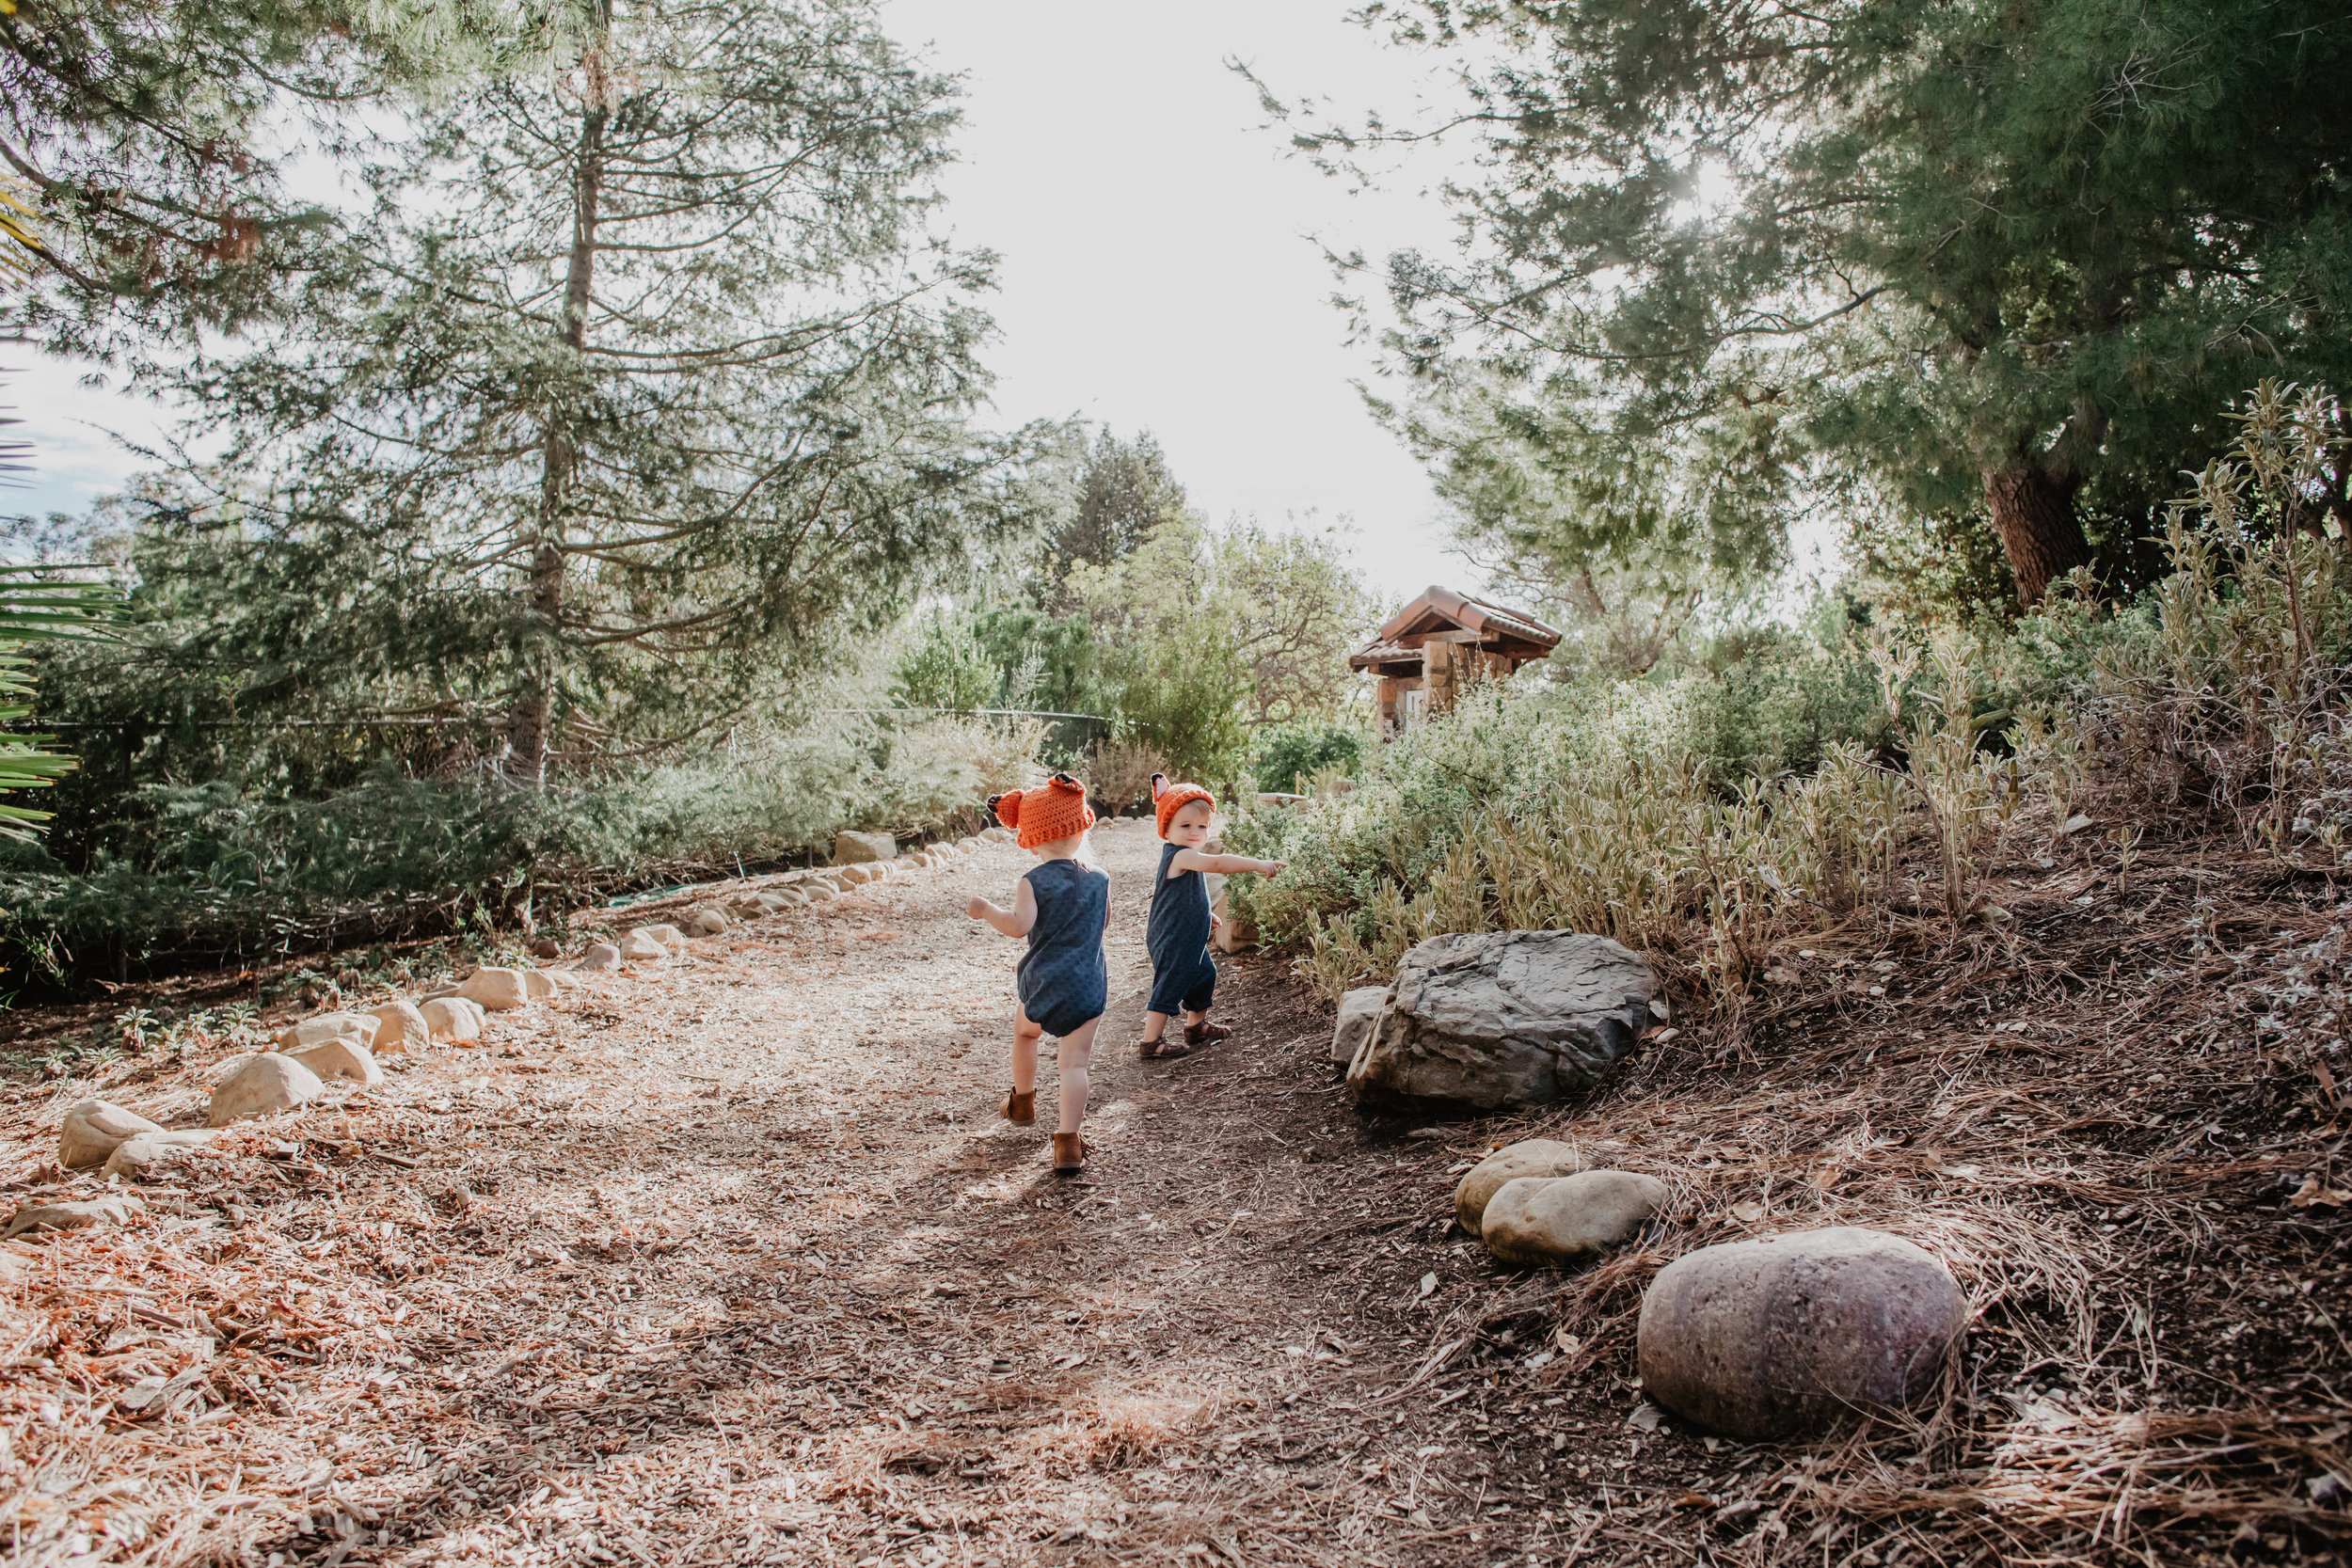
left=0, top=817, right=2346, bottom=1566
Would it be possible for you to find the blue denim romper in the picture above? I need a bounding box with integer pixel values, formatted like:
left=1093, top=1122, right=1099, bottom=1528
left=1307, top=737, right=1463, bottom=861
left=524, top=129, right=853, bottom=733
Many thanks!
left=1146, top=841, right=1218, bottom=1016
left=1016, top=858, right=1110, bottom=1037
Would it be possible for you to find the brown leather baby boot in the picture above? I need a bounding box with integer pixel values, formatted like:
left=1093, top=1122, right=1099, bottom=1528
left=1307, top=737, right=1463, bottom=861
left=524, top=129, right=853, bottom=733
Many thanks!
left=1184, top=1021, right=1232, bottom=1047
left=1001, top=1087, right=1035, bottom=1125
left=1052, top=1132, right=1085, bottom=1174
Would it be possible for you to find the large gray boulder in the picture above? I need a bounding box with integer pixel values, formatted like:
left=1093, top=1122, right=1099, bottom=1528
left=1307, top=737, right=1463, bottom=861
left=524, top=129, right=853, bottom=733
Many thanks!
left=1637, top=1227, right=1967, bottom=1440
left=1481, top=1170, right=1669, bottom=1266
left=1329, top=986, right=1391, bottom=1066
left=1347, top=930, right=1654, bottom=1110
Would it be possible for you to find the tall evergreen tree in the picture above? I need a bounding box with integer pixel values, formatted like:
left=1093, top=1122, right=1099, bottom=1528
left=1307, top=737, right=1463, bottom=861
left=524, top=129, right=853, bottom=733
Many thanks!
left=161, top=0, right=1026, bottom=779
left=1281, top=0, right=2352, bottom=605
left=1039, top=429, right=1192, bottom=604
left=0, top=0, right=553, bottom=358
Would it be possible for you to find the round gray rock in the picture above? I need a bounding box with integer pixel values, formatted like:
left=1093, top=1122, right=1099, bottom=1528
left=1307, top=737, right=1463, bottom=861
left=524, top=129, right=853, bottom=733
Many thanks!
left=1482, top=1169, right=1669, bottom=1266
left=1453, top=1138, right=1585, bottom=1232
left=1637, top=1227, right=1967, bottom=1440
left=1347, top=930, right=1654, bottom=1110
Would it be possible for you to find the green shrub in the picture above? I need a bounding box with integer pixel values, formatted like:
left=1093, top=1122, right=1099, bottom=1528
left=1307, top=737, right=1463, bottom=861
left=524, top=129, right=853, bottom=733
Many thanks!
left=1250, top=723, right=1369, bottom=794
left=0, top=713, right=1040, bottom=985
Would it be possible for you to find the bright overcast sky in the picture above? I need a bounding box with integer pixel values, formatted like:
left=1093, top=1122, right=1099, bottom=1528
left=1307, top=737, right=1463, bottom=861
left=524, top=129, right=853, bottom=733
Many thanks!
left=11, top=1, right=1488, bottom=601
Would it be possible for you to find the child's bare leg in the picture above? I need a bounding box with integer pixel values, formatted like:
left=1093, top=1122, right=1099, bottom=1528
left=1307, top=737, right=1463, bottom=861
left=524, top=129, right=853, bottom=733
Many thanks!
left=1012, top=1009, right=1041, bottom=1096
left=1182, top=1008, right=1206, bottom=1029
left=1141, top=1008, right=1172, bottom=1043
left=1057, top=1018, right=1100, bottom=1134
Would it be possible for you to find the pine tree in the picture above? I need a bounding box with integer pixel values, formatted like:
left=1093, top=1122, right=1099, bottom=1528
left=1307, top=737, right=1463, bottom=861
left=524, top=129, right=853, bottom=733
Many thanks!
left=0, top=0, right=550, bottom=358
left=161, top=0, right=1031, bottom=779
left=1288, top=0, right=2352, bottom=605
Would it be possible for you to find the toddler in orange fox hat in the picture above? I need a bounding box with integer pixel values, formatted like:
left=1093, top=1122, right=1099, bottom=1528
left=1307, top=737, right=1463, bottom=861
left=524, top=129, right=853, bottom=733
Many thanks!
left=1136, top=773, right=1284, bottom=1058
left=967, top=772, right=1109, bottom=1175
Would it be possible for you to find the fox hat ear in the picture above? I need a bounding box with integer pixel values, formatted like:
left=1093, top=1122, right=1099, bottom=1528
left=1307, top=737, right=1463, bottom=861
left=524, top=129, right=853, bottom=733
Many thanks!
left=1150, top=772, right=1168, bottom=801
left=989, top=791, right=1021, bottom=829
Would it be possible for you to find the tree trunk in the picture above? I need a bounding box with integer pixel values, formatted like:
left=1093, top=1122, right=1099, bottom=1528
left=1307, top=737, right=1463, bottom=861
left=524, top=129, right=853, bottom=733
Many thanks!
left=1983, top=466, right=2093, bottom=609
left=507, top=30, right=610, bottom=784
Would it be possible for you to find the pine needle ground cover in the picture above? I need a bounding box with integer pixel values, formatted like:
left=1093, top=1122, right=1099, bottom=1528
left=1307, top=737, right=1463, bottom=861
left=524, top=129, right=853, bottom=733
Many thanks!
left=0, top=767, right=2341, bottom=1566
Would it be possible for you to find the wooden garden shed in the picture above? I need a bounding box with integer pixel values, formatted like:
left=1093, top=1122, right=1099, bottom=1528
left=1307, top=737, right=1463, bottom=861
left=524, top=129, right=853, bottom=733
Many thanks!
left=1349, top=585, right=1563, bottom=734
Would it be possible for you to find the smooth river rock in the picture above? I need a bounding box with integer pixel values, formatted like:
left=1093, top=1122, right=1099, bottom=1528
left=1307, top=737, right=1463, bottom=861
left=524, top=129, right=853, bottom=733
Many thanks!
left=1454, top=1139, right=1586, bottom=1232
left=207, top=1053, right=326, bottom=1127
left=1347, top=930, right=1654, bottom=1111
left=460, top=967, right=531, bottom=1011
left=1636, top=1227, right=1969, bottom=1439
left=1481, top=1170, right=1670, bottom=1266
left=364, top=1000, right=432, bottom=1054
left=834, top=830, right=897, bottom=864
left=57, top=1100, right=164, bottom=1170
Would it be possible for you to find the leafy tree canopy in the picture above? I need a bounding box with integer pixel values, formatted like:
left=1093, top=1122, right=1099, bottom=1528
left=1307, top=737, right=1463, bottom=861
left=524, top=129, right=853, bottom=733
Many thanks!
left=102, top=0, right=1046, bottom=783
left=1269, top=0, right=2352, bottom=605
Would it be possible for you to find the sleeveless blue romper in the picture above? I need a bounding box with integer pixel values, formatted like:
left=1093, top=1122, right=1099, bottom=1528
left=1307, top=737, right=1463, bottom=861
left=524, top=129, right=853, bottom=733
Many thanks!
left=1016, top=858, right=1110, bottom=1037
left=1146, top=841, right=1218, bottom=1016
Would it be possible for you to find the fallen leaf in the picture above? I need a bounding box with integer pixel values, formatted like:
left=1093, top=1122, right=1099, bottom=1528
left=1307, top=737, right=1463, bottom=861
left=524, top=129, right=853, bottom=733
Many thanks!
left=2290, top=1174, right=2350, bottom=1209
left=1417, top=1272, right=1438, bottom=1300
left=1627, top=1402, right=1663, bottom=1432
left=1730, top=1200, right=1766, bottom=1224
left=1673, top=1492, right=1716, bottom=1511
left=1552, top=1327, right=1582, bottom=1356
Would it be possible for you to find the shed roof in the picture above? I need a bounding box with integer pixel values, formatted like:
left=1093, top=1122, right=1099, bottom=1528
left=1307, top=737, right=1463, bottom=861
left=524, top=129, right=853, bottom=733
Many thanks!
left=1348, top=585, right=1562, bottom=672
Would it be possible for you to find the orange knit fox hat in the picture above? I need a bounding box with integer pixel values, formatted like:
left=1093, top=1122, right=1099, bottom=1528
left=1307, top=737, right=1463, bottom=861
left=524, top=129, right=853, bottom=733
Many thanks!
left=990, top=771, right=1095, bottom=849
left=1152, top=772, right=1216, bottom=839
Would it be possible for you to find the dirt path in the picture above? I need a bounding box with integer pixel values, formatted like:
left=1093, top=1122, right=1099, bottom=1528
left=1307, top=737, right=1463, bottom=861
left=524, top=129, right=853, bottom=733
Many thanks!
left=1, top=820, right=1601, bottom=1568
left=8, top=819, right=2347, bottom=1567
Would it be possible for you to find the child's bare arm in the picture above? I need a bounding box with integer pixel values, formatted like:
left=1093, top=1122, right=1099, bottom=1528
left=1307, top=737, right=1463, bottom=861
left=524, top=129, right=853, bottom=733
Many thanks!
left=1168, top=849, right=1287, bottom=878
left=968, top=878, right=1038, bottom=937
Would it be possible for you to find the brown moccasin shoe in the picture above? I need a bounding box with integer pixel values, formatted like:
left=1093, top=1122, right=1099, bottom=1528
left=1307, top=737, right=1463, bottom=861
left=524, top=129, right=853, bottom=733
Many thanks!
left=1184, top=1022, right=1232, bottom=1047
left=1137, top=1035, right=1195, bottom=1062
left=1002, top=1088, right=1035, bottom=1125
left=1052, top=1132, right=1085, bottom=1174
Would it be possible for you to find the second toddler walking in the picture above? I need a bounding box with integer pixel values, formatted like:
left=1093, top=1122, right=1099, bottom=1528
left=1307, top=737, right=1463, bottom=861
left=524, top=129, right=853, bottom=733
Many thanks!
left=968, top=772, right=1109, bottom=1175
left=1138, top=774, right=1285, bottom=1059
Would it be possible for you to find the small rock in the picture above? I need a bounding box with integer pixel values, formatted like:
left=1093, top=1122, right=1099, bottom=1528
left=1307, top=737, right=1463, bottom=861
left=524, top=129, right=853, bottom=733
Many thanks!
left=956, top=836, right=980, bottom=852
left=207, top=1053, right=326, bottom=1127
left=632, top=923, right=689, bottom=948
left=1454, top=1139, right=1586, bottom=1233
left=103, top=1131, right=215, bottom=1180
left=272, top=1012, right=380, bottom=1053
left=6, top=1194, right=144, bottom=1240
left=527, top=936, right=561, bottom=960
left=803, top=883, right=837, bottom=904
left=690, top=907, right=729, bottom=936
left=1481, top=1170, right=1670, bottom=1266
left=981, top=826, right=1013, bottom=845
left=521, top=968, right=555, bottom=1001
left=617, top=931, right=669, bottom=962
left=421, top=997, right=485, bottom=1043
left=835, top=829, right=898, bottom=864
left=579, top=942, right=623, bottom=972
left=291, top=1035, right=384, bottom=1087
left=460, top=967, right=531, bottom=1012
left=1329, top=986, right=1391, bottom=1066
left=57, top=1100, right=164, bottom=1170
left=840, top=863, right=878, bottom=886
left=363, top=1000, right=432, bottom=1054
left=1637, top=1227, right=1968, bottom=1440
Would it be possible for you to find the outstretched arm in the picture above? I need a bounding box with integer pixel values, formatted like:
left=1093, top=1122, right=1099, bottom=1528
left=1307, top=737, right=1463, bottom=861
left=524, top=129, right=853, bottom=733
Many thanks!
left=1169, top=849, right=1288, bottom=878
left=968, top=877, right=1038, bottom=937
